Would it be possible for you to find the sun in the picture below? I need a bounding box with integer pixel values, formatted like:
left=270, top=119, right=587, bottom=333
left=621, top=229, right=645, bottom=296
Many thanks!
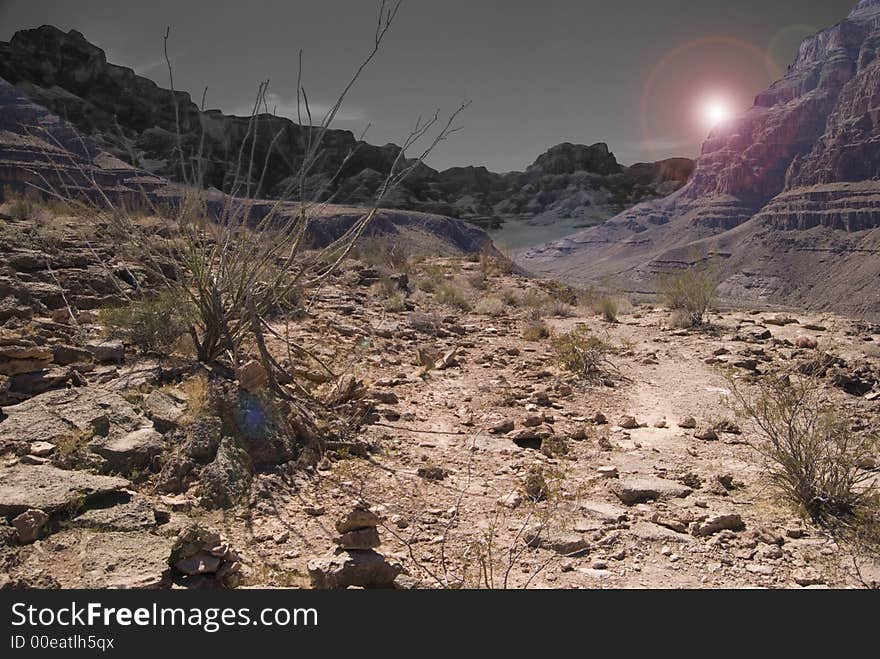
left=700, top=96, right=733, bottom=129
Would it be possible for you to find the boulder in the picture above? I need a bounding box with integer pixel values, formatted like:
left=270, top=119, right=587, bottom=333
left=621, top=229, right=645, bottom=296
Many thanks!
left=90, top=427, right=164, bottom=474
left=85, top=341, right=124, bottom=363
left=198, top=437, right=252, bottom=509
left=308, top=550, right=402, bottom=589
left=609, top=477, right=692, bottom=505
left=11, top=509, right=49, bottom=543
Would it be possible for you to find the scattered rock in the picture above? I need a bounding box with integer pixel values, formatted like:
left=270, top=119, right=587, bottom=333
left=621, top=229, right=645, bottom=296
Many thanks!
left=694, top=427, right=719, bottom=441
left=677, top=416, right=697, bottom=429
left=237, top=359, right=268, bottom=393
left=618, top=415, right=639, bottom=429
left=12, top=509, right=49, bottom=543
left=609, top=477, right=692, bottom=505
left=694, top=514, right=745, bottom=537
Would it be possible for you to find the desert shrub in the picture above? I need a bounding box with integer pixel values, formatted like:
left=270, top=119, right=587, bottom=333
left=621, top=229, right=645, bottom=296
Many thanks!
left=543, top=300, right=576, bottom=318
left=659, top=264, right=717, bottom=327
left=522, top=319, right=550, bottom=342
left=8, top=195, right=34, bottom=221
left=500, top=288, right=519, bottom=307
left=479, top=243, right=514, bottom=276
left=551, top=326, right=615, bottom=381
left=382, top=292, right=407, bottom=312
left=100, top=291, right=190, bottom=353
left=728, top=373, right=879, bottom=525
left=541, top=435, right=568, bottom=458
left=435, top=282, right=472, bottom=311
left=416, top=264, right=447, bottom=293
left=595, top=296, right=619, bottom=323
left=475, top=297, right=505, bottom=317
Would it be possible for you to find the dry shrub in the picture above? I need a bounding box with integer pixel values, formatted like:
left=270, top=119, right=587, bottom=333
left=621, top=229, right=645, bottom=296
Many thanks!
left=382, top=292, right=407, bottom=312
left=659, top=263, right=718, bottom=327
left=435, top=281, right=472, bottom=311
left=728, top=372, right=879, bottom=526
left=475, top=297, right=506, bottom=317
left=522, top=319, right=550, bottom=342
left=594, top=296, right=619, bottom=323
left=551, top=326, right=615, bottom=381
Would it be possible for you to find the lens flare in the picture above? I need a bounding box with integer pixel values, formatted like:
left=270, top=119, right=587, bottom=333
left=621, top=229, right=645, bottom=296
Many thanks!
left=700, top=96, right=733, bottom=129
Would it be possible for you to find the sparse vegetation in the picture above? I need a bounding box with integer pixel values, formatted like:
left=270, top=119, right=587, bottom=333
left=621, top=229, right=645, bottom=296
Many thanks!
left=659, top=263, right=718, bottom=327
left=99, top=291, right=190, bottom=353
left=551, top=326, right=615, bottom=381
left=728, top=372, right=879, bottom=526
left=522, top=319, right=550, bottom=341
left=595, top=296, right=619, bottom=323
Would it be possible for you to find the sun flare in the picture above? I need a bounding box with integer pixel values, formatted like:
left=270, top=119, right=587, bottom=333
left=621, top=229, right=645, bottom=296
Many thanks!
left=700, top=97, right=733, bottom=129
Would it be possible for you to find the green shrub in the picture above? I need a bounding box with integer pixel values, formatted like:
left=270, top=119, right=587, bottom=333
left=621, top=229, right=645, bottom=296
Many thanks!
left=659, top=264, right=718, bottom=327
left=728, top=373, right=879, bottom=525
left=551, top=326, right=614, bottom=381
left=595, top=296, right=618, bottom=323
left=100, top=292, right=190, bottom=353
left=522, top=319, right=550, bottom=342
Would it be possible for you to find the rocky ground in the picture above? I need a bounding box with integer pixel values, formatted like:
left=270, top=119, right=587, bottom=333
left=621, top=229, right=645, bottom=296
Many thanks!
left=1, top=200, right=878, bottom=589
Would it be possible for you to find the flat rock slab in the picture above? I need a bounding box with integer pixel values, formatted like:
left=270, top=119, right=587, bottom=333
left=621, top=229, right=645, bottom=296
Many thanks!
left=630, top=522, right=691, bottom=543
left=308, top=550, right=402, bottom=589
left=0, top=464, right=130, bottom=517
left=0, top=387, right=146, bottom=452
left=609, top=477, right=692, bottom=505
left=77, top=531, right=173, bottom=588
left=70, top=495, right=157, bottom=532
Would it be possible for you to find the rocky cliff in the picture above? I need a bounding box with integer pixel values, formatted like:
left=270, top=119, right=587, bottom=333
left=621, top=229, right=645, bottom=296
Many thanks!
left=524, top=0, right=880, bottom=318
left=0, top=77, right=491, bottom=256
left=0, top=26, right=693, bottom=238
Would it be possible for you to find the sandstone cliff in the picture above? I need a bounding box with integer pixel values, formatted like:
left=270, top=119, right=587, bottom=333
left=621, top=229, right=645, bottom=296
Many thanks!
left=524, top=0, right=880, bottom=318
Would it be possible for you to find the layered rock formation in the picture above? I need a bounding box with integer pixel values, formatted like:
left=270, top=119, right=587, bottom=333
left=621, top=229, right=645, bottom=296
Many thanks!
left=525, top=0, right=880, bottom=318
left=0, top=77, right=491, bottom=255
left=0, top=26, right=693, bottom=238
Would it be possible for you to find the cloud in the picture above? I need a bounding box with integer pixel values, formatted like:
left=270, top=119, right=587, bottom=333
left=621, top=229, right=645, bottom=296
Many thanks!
left=228, top=92, right=366, bottom=126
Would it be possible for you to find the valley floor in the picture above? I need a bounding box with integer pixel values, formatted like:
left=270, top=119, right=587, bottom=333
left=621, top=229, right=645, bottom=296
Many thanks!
left=3, top=241, right=878, bottom=589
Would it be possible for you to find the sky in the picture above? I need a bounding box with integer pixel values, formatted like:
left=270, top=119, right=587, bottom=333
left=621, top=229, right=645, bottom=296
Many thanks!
left=0, top=0, right=859, bottom=172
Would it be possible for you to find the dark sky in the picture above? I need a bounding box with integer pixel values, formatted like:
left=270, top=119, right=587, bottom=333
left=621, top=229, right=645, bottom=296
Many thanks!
left=0, top=0, right=858, bottom=171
